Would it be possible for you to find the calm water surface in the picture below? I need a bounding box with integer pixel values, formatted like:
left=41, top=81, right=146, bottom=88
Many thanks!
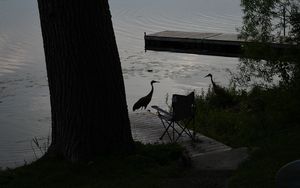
left=0, top=0, right=242, bottom=168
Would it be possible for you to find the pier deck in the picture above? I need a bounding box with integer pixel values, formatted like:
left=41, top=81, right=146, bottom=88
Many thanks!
left=130, top=112, right=248, bottom=170
left=130, top=112, right=231, bottom=158
left=144, top=30, right=295, bottom=58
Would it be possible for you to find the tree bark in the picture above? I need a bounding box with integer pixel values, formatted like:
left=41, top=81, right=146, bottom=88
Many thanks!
left=37, top=0, right=134, bottom=161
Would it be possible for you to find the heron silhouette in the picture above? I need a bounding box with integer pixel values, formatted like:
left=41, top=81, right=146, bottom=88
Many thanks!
left=133, top=80, right=159, bottom=111
left=204, top=73, right=226, bottom=96
left=204, top=73, right=235, bottom=108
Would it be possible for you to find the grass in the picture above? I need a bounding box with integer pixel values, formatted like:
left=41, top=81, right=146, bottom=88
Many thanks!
left=193, top=84, right=300, bottom=188
left=0, top=142, right=187, bottom=188
left=229, top=127, right=300, bottom=187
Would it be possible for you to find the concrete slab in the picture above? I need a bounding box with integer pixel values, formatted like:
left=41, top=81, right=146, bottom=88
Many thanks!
left=192, top=147, right=249, bottom=170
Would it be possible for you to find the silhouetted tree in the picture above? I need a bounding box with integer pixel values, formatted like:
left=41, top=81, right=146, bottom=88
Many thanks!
left=290, top=5, right=300, bottom=43
left=37, top=0, right=134, bottom=161
left=240, top=0, right=295, bottom=42
left=233, top=0, right=300, bottom=86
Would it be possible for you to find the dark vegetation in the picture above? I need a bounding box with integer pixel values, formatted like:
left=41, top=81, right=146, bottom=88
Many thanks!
left=0, top=143, right=186, bottom=188
left=192, top=1, right=300, bottom=187
left=195, top=82, right=300, bottom=147
left=194, top=79, right=300, bottom=187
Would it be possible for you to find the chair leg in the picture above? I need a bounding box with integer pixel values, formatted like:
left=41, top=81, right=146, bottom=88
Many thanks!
left=174, top=122, right=186, bottom=142
left=172, top=122, right=175, bottom=141
left=157, top=115, right=196, bottom=142
left=159, top=118, right=173, bottom=141
left=173, top=120, right=195, bottom=142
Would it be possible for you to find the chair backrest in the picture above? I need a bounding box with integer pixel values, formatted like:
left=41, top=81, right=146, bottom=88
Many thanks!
left=171, top=91, right=195, bottom=121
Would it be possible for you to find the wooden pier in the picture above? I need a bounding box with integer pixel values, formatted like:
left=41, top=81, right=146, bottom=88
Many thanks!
left=129, top=112, right=248, bottom=170
left=130, top=112, right=231, bottom=158
left=144, top=30, right=295, bottom=58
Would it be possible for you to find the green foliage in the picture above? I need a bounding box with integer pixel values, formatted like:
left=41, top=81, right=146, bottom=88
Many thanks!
left=195, top=85, right=300, bottom=147
left=240, top=0, right=296, bottom=42
left=229, top=126, right=300, bottom=188
left=0, top=142, right=185, bottom=188
left=236, top=0, right=300, bottom=86
left=240, top=0, right=277, bottom=42
left=194, top=84, right=300, bottom=187
left=290, top=8, right=300, bottom=42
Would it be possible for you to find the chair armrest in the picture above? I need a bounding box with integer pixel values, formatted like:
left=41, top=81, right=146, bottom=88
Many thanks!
left=151, top=105, right=172, bottom=116
left=151, top=105, right=173, bottom=120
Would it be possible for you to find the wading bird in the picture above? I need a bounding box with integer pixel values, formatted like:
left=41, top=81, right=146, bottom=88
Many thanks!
left=204, top=73, right=235, bottom=108
left=204, top=73, right=226, bottom=96
left=133, top=80, right=159, bottom=111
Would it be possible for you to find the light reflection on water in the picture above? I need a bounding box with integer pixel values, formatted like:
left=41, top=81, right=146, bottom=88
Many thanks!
left=0, top=0, right=242, bottom=168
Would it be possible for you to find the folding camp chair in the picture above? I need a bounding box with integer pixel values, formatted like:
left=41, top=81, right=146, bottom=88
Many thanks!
left=152, top=91, right=196, bottom=142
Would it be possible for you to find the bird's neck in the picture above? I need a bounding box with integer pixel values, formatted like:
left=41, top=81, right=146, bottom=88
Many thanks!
left=150, top=83, right=154, bottom=95
left=210, top=76, right=216, bottom=86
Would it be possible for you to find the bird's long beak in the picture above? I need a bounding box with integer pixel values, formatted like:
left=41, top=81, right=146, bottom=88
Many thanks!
left=154, top=81, right=160, bottom=83
left=204, top=74, right=209, bottom=78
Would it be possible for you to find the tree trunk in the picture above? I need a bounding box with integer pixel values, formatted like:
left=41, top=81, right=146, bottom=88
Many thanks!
left=36, top=0, right=134, bottom=161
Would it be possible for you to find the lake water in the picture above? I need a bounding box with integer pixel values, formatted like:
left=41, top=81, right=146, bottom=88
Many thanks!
left=0, top=0, right=242, bottom=168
